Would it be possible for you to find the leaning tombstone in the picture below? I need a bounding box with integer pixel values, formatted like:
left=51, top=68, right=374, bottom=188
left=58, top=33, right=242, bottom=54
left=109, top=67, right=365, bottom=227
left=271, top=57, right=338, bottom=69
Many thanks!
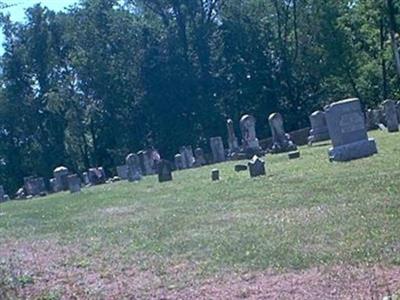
left=157, top=160, right=173, bottom=183
left=227, top=119, right=240, bottom=156
left=194, top=147, right=207, bottom=167
left=116, top=165, right=129, bottom=180
left=53, top=166, right=69, bottom=192
left=211, top=169, right=220, bottom=181
left=240, top=114, right=261, bottom=154
left=325, top=98, right=378, bottom=162
left=174, top=154, right=185, bottom=170
left=268, top=113, right=297, bottom=153
left=24, top=177, right=46, bottom=197
left=382, top=99, right=399, bottom=132
left=68, top=175, right=81, bottom=194
left=308, top=111, right=330, bottom=144
left=248, top=156, right=266, bottom=178
left=88, top=168, right=107, bottom=185
left=126, top=153, right=142, bottom=182
left=210, top=137, right=226, bottom=163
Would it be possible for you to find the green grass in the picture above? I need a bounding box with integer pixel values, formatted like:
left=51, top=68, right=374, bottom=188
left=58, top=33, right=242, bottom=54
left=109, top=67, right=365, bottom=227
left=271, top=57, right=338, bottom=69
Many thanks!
left=1, top=130, right=400, bottom=278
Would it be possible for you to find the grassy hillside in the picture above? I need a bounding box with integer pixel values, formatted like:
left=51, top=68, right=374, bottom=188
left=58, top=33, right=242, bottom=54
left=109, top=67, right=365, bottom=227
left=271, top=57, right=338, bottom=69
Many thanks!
left=1, top=130, right=400, bottom=299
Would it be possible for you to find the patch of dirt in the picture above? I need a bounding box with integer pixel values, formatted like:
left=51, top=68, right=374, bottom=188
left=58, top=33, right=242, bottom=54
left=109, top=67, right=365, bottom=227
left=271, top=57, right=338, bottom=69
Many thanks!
left=1, top=239, right=400, bottom=299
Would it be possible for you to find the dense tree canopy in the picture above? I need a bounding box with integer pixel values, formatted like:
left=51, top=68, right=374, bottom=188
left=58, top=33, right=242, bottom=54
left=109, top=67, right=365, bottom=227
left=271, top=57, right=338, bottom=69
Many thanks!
left=0, top=0, right=399, bottom=193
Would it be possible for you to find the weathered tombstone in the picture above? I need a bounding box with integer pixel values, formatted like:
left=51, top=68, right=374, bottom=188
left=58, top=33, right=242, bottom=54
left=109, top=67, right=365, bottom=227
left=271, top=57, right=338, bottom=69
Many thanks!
left=210, top=137, right=226, bottom=163
left=248, top=156, right=266, bottom=178
left=179, top=146, right=195, bottom=169
left=116, top=165, right=129, bottom=180
left=0, top=185, right=5, bottom=202
left=88, top=167, right=107, bottom=185
left=308, top=111, right=330, bottom=144
left=174, top=154, right=185, bottom=170
left=157, top=160, right=173, bottom=183
left=372, top=108, right=386, bottom=127
left=382, top=99, right=399, bottom=132
left=49, top=178, right=57, bottom=193
left=194, top=147, right=207, bottom=167
left=227, top=119, right=240, bottom=155
left=137, top=150, right=146, bottom=174
left=211, top=169, right=220, bottom=181
left=143, top=149, right=156, bottom=175
left=365, top=109, right=378, bottom=131
left=126, top=153, right=142, bottom=182
left=234, top=164, right=248, bottom=172
left=268, top=113, right=297, bottom=153
left=23, top=177, right=46, bottom=197
left=53, top=166, right=69, bottom=192
left=82, top=172, right=90, bottom=185
left=240, top=114, right=261, bottom=152
left=288, top=151, right=300, bottom=159
left=325, top=98, right=378, bottom=162
left=67, top=174, right=81, bottom=194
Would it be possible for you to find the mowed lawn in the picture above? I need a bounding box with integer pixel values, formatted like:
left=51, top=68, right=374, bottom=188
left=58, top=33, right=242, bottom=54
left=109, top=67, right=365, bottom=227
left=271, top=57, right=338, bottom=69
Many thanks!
left=1, top=130, right=400, bottom=299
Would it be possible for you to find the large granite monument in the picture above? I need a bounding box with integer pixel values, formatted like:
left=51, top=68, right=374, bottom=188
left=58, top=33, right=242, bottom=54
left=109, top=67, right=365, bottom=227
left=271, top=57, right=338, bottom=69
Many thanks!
left=325, top=98, right=378, bottom=162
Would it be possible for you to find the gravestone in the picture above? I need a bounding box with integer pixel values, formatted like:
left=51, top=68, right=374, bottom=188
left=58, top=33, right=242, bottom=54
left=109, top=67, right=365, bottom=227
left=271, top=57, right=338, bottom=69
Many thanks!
left=325, top=98, right=378, bottom=162
left=248, top=156, right=266, bottom=178
left=0, top=185, right=5, bottom=202
left=24, top=177, right=46, bottom=197
left=67, top=174, right=81, bottom=193
left=210, top=137, right=226, bottom=163
left=240, top=114, right=261, bottom=152
left=227, top=119, right=240, bottom=155
left=382, top=99, right=399, bottom=132
left=174, top=154, right=184, bottom=170
left=157, top=160, right=173, bottom=183
left=82, top=172, right=90, bottom=185
left=137, top=151, right=146, bottom=174
left=288, top=151, right=300, bottom=159
left=126, top=153, right=142, bottom=182
left=308, top=111, right=330, bottom=144
left=268, top=113, right=297, bottom=153
left=194, top=147, right=207, bottom=167
left=373, top=108, right=385, bottom=127
left=234, top=164, right=247, bottom=172
left=365, top=109, right=378, bottom=131
left=88, top=167, right=107, bottom=185
left=53, top=166, right=69, bottom=192
left=116, top=165, right=129, bottom=180
left=179, top=146, right=195, bottom=169
left=397, top=101, right=400, bottom=122
left=49, top=178, right=57, bottom=193
left=211, top=169, right=220, bottom=181
left=143, top=149, right=157, bottom=175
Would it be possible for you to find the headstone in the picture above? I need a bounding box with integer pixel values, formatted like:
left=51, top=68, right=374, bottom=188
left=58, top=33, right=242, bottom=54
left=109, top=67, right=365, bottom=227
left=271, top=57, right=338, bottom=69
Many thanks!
left=288, top=151, right=300, bottom=159
left=143, top=149, right=156, bottom=175
left=308, top=111, right=330, bottom=144
left=365, top=109, right=378, bottom=131
left=24, top=177, right=46, bottom=197
left=211, top=169, right=220, bottom=181
left=268, top=112, right=297, bottom=153
left=53, top=166, right=69, bottom=192
left=325, top=98, right=378, bottom=161
left=227, top=119, right=240, bottom=155
left=67, top=174, right=81, bottom=193
left=248, top=156, right=266, bottom=178
left=82, top=172, right=90, bottom=185
left=372, top=108, right=385, bottom=127
left=137, top=150, right=146, bottom=174
left=396, top=101, right=400, bottom=122
left=210, top=137, right=226, bottom=163
left=179, top=146, right=195, bottom=169
left=382, top=99, right=399, bottom=132
left=116, top=165, right=129, bottom=180
left=157, top=160, right=173, bottom=183
left=3, top=194, right=9, bottom=202
left=0, top=185, right=5, bottom=202
left=49, top=178, right=57, bottom=193
left=240, top=114, right=261, bottom=151
left=234, top=164, right=248, bottom=172
left=125, top=153, right=142, bottom=182
left=194, top=147, right=207, bottom=167
left=88, top=167, right=107, bottom=185
left=174, top=154, right=185, bottom=170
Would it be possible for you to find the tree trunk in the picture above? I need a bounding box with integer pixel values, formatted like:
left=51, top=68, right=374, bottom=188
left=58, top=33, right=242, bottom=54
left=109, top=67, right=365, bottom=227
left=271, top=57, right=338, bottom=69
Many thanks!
left=387, top=0, right=400, bottom=79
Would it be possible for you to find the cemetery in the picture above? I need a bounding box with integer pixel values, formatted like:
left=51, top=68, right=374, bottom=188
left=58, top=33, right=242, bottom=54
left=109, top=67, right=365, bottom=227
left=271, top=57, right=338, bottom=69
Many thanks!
left=1, top=98, right=400, bottom=298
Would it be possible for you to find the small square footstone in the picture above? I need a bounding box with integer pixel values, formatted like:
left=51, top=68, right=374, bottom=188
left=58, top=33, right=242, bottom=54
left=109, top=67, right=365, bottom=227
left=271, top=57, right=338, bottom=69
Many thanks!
left=288, top=151, right=300, bottom=159
left=234, top=164, right=248, bottom=172
left=211, top=169, right=220, bottom=181
left=248, top=156, right=266, bottom=178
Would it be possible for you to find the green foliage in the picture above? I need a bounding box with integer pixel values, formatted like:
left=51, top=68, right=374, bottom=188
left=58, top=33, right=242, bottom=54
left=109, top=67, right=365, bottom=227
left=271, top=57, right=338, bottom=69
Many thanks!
left=0, top=0, right=399, bottom=193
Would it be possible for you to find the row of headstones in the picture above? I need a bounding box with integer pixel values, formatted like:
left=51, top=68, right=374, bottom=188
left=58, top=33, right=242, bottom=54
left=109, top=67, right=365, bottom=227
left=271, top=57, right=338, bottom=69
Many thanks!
left=308, top=99, right=400, bottom=146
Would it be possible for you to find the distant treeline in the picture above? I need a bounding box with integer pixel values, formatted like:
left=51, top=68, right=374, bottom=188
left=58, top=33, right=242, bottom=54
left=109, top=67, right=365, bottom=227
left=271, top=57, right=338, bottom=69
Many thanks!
left=0, top=0, right=399, bottom=193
